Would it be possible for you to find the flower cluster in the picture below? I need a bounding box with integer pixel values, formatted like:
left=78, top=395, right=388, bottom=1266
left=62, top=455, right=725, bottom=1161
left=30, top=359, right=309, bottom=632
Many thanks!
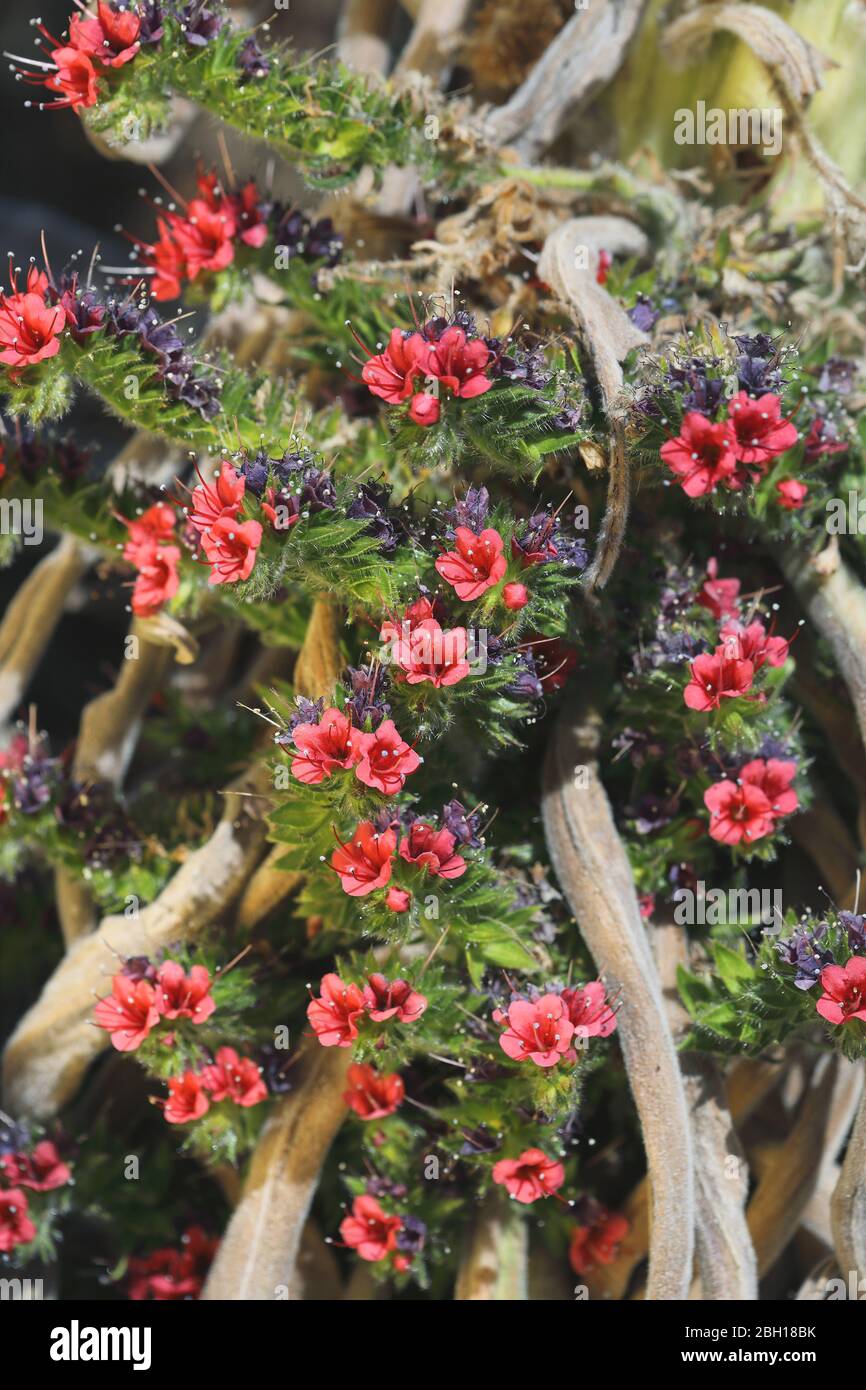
left=289, top=707, right=420, bottom=796
left=703, top=758, right=799, bottom=847
left=493, top=982, right=617, bottom=1068
left=359, top=318, right=493, bottom=427
left=660, top=392, right=798, bottom=498
left=162, top=1047, right=268, bottom=1125
left=0, top=1132, right=71, bottom=1255
left=307, top=972, right=428, bottom=1047
left=330, top=817, right=467, bottom=908
left=94, top=959, right=216, bottom=1050
left=338, top=1192, right=421, bottom=1272
left=128, top=1225, right=219, bottom=1301
left=139, top=168, right=270, bottom=301
left=119, top=501, right=180, bottom=616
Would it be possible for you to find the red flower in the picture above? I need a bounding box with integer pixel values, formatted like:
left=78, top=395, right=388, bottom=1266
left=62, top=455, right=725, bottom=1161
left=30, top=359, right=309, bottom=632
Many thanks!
left=569, top=1208, right=630, bottom=1274
left=339, top=1195, right=402, bottom=1262
left=804, top=417, right=847, bottom=461
left=696, top=558, right=740, bottom=620
left=0, top=1141, right=70, bottom=1193
left=496, top=993, right=575, bottom=1068
left=719, top=619, right=789, bottom=671
left=188, top=460, right=245, bottom=535
left=155, top=961, right=216, bottom=1025
left=121, top=502, right=176, bottom=565
left=435, top=527, right=507, bottom=601
left=201, top=1047, right=268, bottom=1107
left=343, top=1062, right=405, bottom=1120
left=385, top=618, right=471, bottom=688
left=0, top=1189, right=36, bottom=1253
left=164, top=1071, right=210, bottom=1125
left=361, top=329, right=432, bottom=404
left=816, top=958, right=866, bottom=1026
left=659, top=412, right=738, bottom=497
left=386, top=886, right=411, bottom=913
left=43, top=47, right=100, bottom=110
left=363, top=972, right=428, bottom=1023
left=331, top=821, right=397, bottom=897
left=408, top=391, right=440, bottom=426
left=740, top=758, right=799, bottom=819
left=355, top=720, right=420, bottom=795
left=727, top=391, right=798, bottom=464
left=93, top=974, right=160, bottom=1051
left=427, top=326, right=492, bottom=400
left=560, top=981, right=618, bottom=1039
left=399, top=821, right=466, bottom=879
left=202, top=515, right=262, bottom=585
left=72, top=4, right=141, bottom=67
left=230, top=180, right=270, bottom=248
left=142, top=218, right=188, bottom=302
left=596, top=249, right=612, bottom=285
left=291, top=707, right=363, bottom=785
left=683, top=648, right=754, bottom=712
left=503, top=581, right=528, bottom=611
left=0, top=287, right=65, bottom=370
left=128, top=1226, right=218, bottom=1301
left=131, top=543, right=180, bottom=617
left=776, top=478, right=808, bottom=510
left=703, top=779, right=775, bottom=846
left=307, top=973, right=367, bottom=1047
left=170, top=198, right=237, bottom=280
left=492, top=1148, right=565, bottom=1204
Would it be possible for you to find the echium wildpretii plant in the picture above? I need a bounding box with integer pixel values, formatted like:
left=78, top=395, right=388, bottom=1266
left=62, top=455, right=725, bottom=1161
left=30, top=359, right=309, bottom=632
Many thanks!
left=1, top=0, right=866, bottom=1306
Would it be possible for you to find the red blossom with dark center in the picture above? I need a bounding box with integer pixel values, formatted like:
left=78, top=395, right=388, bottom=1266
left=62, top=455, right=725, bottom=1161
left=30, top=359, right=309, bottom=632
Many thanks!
left=330, top=821, right=396, bottom=897
left=435, top=526, right=507, bottom=601
left=343, top=1062, right=405, bottom=1120
left=427, top=326, right=492, bottom=399
left=495, top=993, right=575, bottom=1068
left=201, top=1047, right=268, bottom=1107
left=142, top=217, right=188, bottom=301
left=0, top=1188, right=36, bottom=1253
left=339, top=1195, right=403, bottom=1261
left=201, top=515, right=262, bottom=585
left=93, top=973, right=160, bottom=1051
left=492, top=1148, right=565, bottom=1204
left=683, top=648, right=754, bottom=712
left=71, top=4, right=141, bottom=67
left=727, top=391, right=798, bottom=464
left=163, top=1071, right=210, bottom=1125
left=659, top=412, right=738, bottom=497
left=363, top=972, right=428, bottom=1023
left=355, top=719, right=420, bottom=795
left=0, top=289, right=65, bottom=370
left=155, top=961, right=216, bottom=1024
left=291, top=707, right=363, bottom=785
left=361, top=329, right=432, bottom=403
left=569, top=1209, right=630, bottom=1274
left=703, top=779, right=775, bottom=846
left=398, top=821, right=466, bottom=879
left=816, top=958, right=866, bottom=1026
left=307, top=972, right=367, bottom=1046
